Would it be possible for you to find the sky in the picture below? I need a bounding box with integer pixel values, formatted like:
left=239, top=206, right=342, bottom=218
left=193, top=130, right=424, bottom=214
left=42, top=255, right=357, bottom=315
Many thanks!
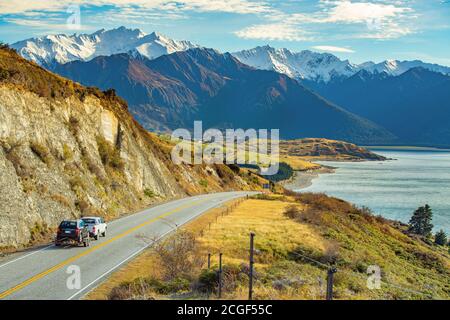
left=0, top=0, right=449, bottom=65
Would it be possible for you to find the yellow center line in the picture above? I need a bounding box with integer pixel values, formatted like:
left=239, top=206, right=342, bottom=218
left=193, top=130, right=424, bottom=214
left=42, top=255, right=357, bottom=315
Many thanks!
left=0, top=198, right=207, bottom=299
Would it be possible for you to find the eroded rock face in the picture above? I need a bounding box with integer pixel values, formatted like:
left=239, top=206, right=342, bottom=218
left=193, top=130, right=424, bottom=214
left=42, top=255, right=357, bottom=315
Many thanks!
left=0, top=87, right=184, bottom=247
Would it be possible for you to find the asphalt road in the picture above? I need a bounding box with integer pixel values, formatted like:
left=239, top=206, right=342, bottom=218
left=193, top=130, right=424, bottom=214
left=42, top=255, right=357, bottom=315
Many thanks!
left=0, top=191, right=256, bottom=300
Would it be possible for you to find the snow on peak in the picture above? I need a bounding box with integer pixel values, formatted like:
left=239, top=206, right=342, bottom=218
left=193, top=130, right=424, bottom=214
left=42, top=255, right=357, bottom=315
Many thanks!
left=232, top=46, right=450, bottom=82
left=360, top=59, right=450, bottom=77
left=232, top=46, right=359, bottom=82
left=11, top=27, right=197, bottom=65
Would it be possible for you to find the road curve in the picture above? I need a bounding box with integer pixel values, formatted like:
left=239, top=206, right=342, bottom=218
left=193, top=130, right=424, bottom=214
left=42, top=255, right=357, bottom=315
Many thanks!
left=0, top=191, right=256, bottom=300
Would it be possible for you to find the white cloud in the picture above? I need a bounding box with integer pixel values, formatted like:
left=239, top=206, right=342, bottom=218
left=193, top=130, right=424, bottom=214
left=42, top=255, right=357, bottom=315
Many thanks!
left=322, top=1, right=411, bottom=24
left=6, top=18, right=90, bottom=31
left=234, top=1, right=416, bottom=41
left=234, top=23, right=312, bottom=41
left=312, top=45, right=354, bottom=53
left=0, top=0, right=271, bottom=15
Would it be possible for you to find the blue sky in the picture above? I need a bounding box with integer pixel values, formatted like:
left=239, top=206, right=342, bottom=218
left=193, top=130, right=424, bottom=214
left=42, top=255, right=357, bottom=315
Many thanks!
left=0, top=0, right=449, bottom=65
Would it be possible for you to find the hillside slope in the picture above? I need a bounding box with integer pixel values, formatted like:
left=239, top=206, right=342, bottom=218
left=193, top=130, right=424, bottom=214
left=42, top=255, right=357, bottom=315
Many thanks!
left=280, top=138, right=387, bottom=161
left=52, top=49, right=396, bottom=145
left=89, top=194, right=450, bottom=300
left=0, top=47, right=261, bottom=248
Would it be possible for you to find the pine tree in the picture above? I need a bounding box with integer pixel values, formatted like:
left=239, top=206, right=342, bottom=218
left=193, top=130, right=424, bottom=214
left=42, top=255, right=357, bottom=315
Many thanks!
left=408, top=204, right=433, bottom=237
left=434, top=230, right=448, bottom=246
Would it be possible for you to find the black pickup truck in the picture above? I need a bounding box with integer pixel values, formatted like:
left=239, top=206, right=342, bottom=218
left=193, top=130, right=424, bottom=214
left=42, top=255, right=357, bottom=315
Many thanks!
left=55, top=219, right=90, bottom=247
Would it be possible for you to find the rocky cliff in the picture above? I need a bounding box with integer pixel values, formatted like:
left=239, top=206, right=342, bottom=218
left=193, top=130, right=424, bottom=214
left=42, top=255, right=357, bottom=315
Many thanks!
left=0, top=47, right=259, bottom=248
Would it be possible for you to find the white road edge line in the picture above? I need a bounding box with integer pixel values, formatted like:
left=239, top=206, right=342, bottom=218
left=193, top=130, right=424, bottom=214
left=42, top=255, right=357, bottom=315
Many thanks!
left=0, top=244, right=54, bottom=269
left=67, top=194, right=246, bottom=300
left=0, top=196, right=204, bottom=270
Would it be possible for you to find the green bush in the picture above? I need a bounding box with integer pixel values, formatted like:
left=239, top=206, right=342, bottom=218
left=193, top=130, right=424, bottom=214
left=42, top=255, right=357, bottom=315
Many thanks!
left=262, top=162, right=293, bottom=182
left=96, top=136, right=124, bottom=171
left=144, top=188, right=156, bottom=198
left=434, top=230, right=447, bottom=246
left=62, top=144, right=73, bottom=161
left=197, top=269, right=218, bottom=293
left=30, top=141, right=52, bottom=166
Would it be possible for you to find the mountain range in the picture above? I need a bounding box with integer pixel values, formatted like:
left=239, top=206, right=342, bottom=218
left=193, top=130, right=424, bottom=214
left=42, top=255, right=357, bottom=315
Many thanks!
left=52, top=48, right=394, bottom=144
left=10, top=27, right=450, bottom=146
left=233, top=45, right=450, bottom=83
left=12, top=27, right=450, bottom=82
left=11, top=26, right=197, bottom=67
left=307, top=68, right=450, bottom=146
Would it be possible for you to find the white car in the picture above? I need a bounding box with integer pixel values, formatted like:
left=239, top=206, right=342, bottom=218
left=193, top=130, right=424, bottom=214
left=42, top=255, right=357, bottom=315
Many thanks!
left=81, top=217, right=107, bottom=240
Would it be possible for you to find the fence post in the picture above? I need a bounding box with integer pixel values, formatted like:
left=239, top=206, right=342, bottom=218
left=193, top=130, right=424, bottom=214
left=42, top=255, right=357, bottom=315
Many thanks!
left=218, top=253, right=223, bottom=299
left=326, top=267, right=337, bottom=300
left=207, top=253, right=211, bottom=269
left=249, top=232, right=255, bottom=300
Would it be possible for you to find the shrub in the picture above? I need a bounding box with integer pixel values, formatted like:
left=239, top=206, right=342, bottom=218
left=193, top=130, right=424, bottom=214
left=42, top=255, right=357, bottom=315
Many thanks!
left=69, top=176, right=85, bottom=191
left=199, top=179, right=208, bottom=188
left=68, top=116, right=80, bottom=135
left=283, top=204, right=323, bottom=225
left=30, top=141, right=52, bottom=166
left=144, top=188, right=156, bottom=198
left=51, top=193, right=71, bottom=208
left=96, top=136, right=124, bottom=171
left=62, top=144, right=73, bottom=161
left=75, top=200, right=90, bottom=213
left=108, top=276, right=191, bottom=300
left=0, top=68, right=10, bottom=81
left=151, top=231, right=204, bottom=281
left=284, top=205, right=301, bottom=219
left=29, top=222, right=50, bottom=243
left=197, top=269, right=218, bottom=293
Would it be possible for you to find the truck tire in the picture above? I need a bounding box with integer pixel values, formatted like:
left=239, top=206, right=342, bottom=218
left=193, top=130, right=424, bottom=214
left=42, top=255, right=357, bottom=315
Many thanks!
left=94, top=233, right=99, bottom=240
left=102, top=230, right=106, bottom=237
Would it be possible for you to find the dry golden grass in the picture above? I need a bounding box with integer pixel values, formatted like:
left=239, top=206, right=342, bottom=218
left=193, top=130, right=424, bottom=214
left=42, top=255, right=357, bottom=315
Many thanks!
left=86, top=198, right=248, bottom=300
left=280, top=156, right=321, bottom=171
left=87, top=198, right=327, bottom=300
left=196, top=200, right=326, bottom=265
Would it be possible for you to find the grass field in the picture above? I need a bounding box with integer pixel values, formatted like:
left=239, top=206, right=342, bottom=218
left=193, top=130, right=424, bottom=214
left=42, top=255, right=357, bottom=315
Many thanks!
left=88, top=193, right=450, bottom=300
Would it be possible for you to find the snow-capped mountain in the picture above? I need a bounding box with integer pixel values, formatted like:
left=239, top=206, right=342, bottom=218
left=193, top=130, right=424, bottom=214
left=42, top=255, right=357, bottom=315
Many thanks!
left=358, top=59, right=450, bottom=77
left=232, top=45, right=450, bottom=82
left=11, top=26, right=197, bottom=66
left=11, top=28, right=450, bottom=81
left=232, top=45, right=359, bottom=82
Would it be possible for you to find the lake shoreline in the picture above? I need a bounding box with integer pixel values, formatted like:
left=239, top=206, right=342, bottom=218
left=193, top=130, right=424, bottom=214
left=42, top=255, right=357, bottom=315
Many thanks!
left=281, top=166, right=335, bottom=190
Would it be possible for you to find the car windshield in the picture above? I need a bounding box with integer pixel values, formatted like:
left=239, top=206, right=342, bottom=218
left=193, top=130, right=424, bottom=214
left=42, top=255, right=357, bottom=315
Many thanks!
left=82, top=218, right=96, bottom=224
left=60, top=221, right=77, bottom=229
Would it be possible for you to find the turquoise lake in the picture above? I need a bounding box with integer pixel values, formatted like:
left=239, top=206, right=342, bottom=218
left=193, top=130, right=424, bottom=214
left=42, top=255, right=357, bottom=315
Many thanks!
left=299, top=150, right=450, bottom=231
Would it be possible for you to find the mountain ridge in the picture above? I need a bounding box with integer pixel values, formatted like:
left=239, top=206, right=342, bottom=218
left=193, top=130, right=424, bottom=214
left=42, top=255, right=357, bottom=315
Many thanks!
left=52, top=48, right=397, bottom=144
left=11, top=27, right=450, bottom=83
left=233, top=45, right=450, bottom=83
left=306, top=66, right=450, bottom=146
left=11, top=26, right=197, bottom=66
